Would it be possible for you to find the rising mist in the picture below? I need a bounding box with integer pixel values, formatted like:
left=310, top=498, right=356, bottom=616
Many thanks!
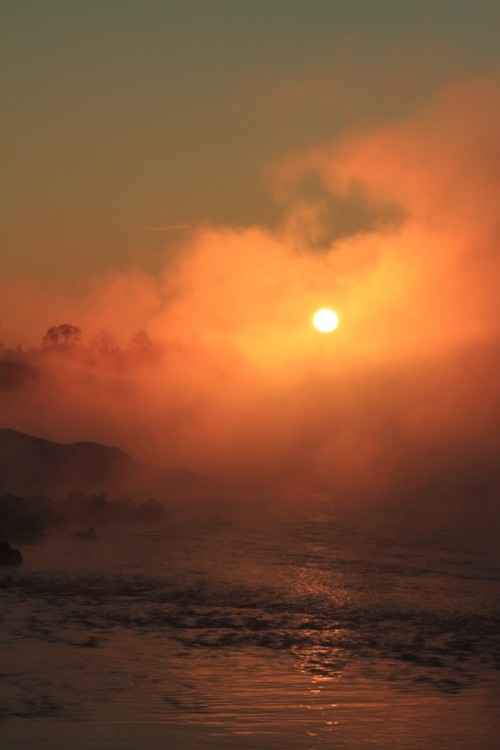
left=1, top=76, right=500, bottom=512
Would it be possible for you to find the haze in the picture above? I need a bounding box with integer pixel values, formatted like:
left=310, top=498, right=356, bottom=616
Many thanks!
left=2, top=3, right=500, bottom=510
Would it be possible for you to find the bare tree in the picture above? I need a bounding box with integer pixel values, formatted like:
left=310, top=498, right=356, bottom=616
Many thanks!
left=127, top=329, right=161, bottom=362
left=91, top=329, right=119, bottom=358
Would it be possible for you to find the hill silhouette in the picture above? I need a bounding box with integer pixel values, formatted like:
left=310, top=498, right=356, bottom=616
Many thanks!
left=0, top=428, right=222, bottom=500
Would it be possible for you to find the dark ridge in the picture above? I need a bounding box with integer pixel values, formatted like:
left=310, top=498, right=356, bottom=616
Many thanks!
left=0, top=428, right=224, bottom=500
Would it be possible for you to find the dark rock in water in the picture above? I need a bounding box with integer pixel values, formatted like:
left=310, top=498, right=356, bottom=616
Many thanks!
left=0, top=540, right=23, bottom=566
left=73, top=527, right=97, bottom=540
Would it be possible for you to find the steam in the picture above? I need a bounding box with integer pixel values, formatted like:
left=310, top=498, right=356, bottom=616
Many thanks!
left=1, top=76, right=500, bottom=505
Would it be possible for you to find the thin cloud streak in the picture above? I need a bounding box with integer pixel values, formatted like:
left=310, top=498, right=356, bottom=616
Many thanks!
left=127, top=224, right=191, bottom=232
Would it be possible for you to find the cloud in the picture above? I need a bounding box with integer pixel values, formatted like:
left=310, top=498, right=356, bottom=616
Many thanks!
left=1, top=75, right=500, bottom=508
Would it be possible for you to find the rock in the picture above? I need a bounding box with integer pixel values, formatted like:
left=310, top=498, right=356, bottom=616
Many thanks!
left=0, top=541, right=23, bottom=566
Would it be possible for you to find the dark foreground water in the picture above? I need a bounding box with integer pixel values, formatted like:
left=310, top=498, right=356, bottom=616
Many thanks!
left=1, top=497, right=499, bottom=749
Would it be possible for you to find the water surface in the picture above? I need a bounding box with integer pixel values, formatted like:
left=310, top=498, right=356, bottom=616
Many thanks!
left=1, top=499, right=499, bottom=748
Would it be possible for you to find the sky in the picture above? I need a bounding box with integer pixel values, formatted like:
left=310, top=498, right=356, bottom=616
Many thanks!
left=2, top=2, right=500, bottom=503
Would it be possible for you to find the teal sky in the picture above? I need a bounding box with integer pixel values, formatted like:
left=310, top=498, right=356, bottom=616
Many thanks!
left=3, top=1, right=500, bottom=283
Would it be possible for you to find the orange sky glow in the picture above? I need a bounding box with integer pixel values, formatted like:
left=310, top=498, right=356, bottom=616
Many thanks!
left=2, top=76, right=500, bottom=505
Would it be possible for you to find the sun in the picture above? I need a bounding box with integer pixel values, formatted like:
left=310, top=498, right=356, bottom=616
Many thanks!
left=312, top=308, right=339, bottom=333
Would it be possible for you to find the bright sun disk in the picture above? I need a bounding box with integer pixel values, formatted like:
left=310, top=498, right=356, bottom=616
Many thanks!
left=313, top=308, right=339, bottom=333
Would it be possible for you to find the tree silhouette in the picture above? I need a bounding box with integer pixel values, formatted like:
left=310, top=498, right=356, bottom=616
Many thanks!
left=91, top=329, right=119, bottom=358
left=128, top=329, right=164, bottom=362
left=43, top=324, right=82, bottom=348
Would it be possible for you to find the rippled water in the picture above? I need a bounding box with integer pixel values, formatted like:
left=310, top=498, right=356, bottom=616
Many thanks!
left=1, top=498, right=499, bottom=748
